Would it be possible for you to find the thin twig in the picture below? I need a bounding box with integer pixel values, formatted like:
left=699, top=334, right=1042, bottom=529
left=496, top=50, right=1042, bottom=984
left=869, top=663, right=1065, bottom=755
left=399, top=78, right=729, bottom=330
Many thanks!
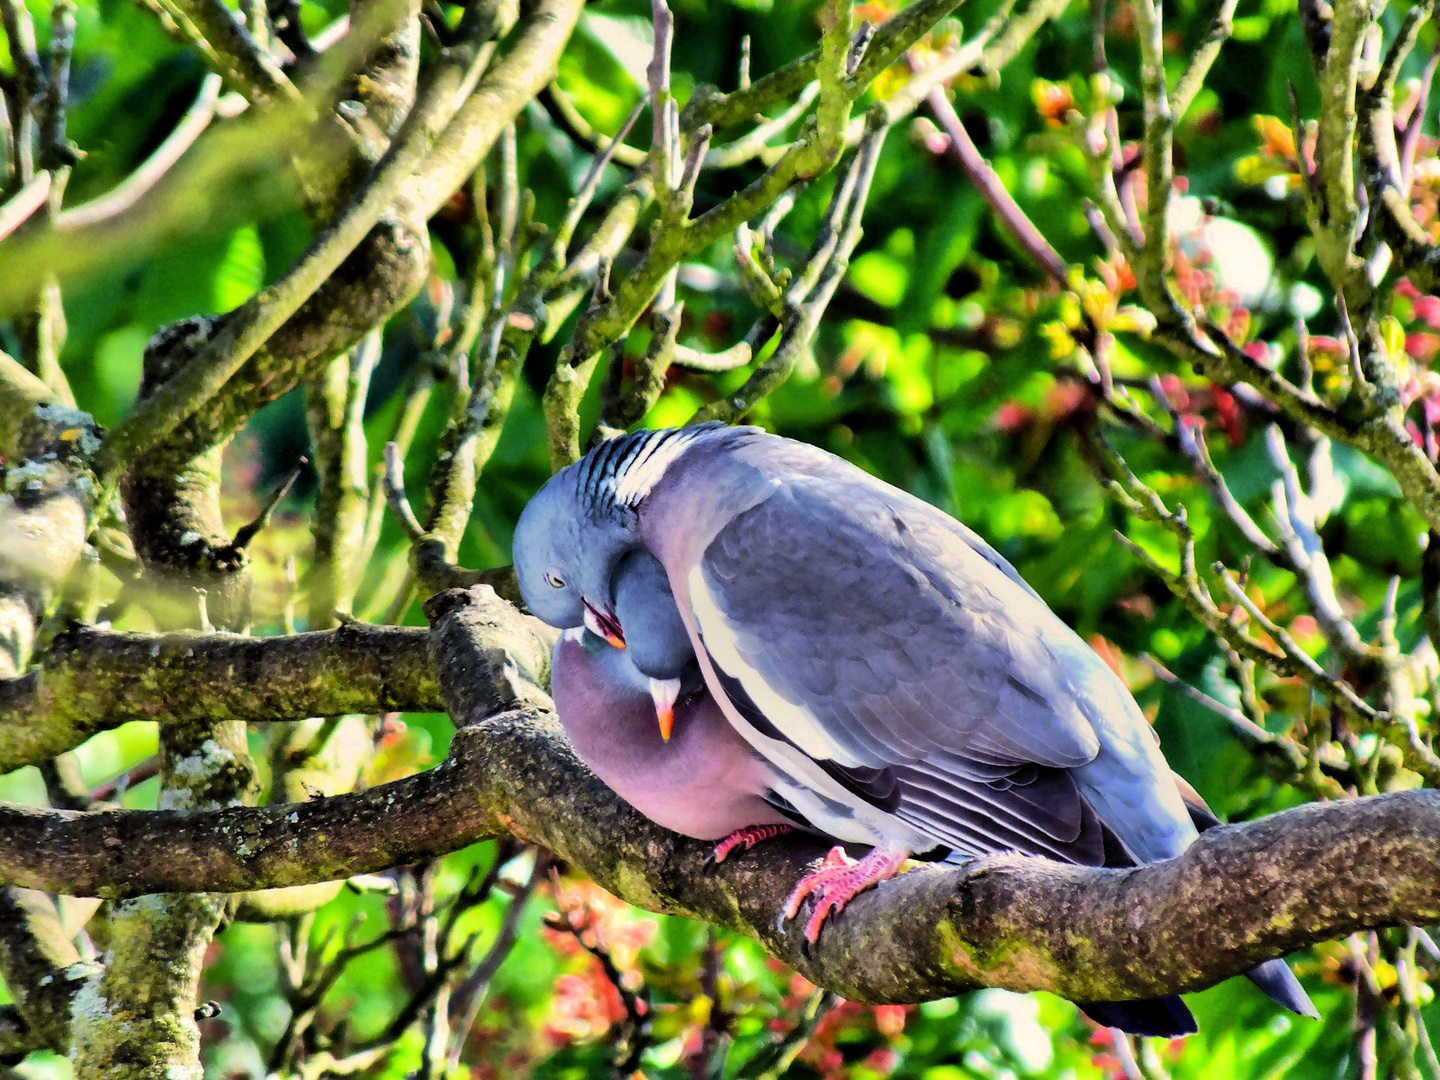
left=58, top=75, right=236, bottom=230
left=925, top=79, right=1067, bottom=285
left=0, top=172, right=50, bottom=242
left=231, top=459, right=304, bottom=550
left=382, top=442, right=426, bottom=542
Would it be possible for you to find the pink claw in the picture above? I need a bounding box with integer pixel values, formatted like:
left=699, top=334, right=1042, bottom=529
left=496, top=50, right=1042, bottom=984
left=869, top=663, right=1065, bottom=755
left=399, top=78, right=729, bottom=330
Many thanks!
left=710, top=822, right=796, bottom=864
left=781, top=846, right=910, bottom=943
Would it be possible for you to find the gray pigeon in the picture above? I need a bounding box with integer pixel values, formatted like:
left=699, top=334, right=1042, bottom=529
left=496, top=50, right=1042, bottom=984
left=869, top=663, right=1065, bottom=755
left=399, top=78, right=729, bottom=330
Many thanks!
left=551, top=550, right=796, bottom=846
left=515, top=424, right=1318, bottom=1036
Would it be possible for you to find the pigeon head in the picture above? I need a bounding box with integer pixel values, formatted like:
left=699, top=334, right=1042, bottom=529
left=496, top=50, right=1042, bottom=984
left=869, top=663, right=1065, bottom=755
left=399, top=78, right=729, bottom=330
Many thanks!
left=513, top=458, right=637, bottom=648
left=613, top=549, right=693, bottom=680
left=516, top=428, right=719, bottom=646
left=613, top=548, right=700, bottom=740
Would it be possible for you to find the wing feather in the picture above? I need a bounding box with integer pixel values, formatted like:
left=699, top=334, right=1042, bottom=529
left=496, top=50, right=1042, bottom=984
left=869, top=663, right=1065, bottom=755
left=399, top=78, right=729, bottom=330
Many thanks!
left=688, top=481, right=1115, bottom=864
left=694, top=484, right=1100, bottom=771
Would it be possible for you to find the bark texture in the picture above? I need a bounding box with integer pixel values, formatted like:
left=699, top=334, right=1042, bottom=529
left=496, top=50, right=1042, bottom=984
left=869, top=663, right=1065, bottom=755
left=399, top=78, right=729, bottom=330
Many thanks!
left=0, top=623, right=440, bottom=772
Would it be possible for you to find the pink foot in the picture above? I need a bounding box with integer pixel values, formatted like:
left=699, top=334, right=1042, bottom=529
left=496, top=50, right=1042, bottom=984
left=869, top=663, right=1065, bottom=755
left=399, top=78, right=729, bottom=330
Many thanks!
left=710, top=823, right=796, bottom=865
left=781, top=846, right=910, bottom=943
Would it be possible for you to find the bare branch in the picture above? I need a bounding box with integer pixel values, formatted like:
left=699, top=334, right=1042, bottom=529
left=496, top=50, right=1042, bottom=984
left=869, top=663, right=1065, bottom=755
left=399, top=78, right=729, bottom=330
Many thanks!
left=1130, top=0, right=1175, bottom=298
left=0, top=172, right=50, bottom=243
left=166, top=0, right=305, bottom=106
left=684, top=0, right=966, bottom=132
left=383, top=441, right=427, bottom=543
left=539, top=82, right=649, bottom=170
left=0, top=623, right=442, bottom=773
left=1263, top=425, right=1374, bottom=668
left=56, top=75, right=239, bottom=231
left=1170, top=0, right=1240, bottom=117
left=704, top=83, right=820, bottom=170
left=307, top=331, right=380, bottom=624
left=925, top=82, right=1067, bottom=286
left=694, top=107, right=888, bottom=424
left=1139, top=655, right=1338, bottom=795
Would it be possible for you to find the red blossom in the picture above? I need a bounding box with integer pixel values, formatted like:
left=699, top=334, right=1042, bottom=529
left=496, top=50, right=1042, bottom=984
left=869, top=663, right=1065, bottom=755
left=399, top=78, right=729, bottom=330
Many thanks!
left=1407, top=333, right=1440, bottom=361
left=1157, top=373, right=1189, bottom=411
left=872, top=1004, right=911, bottom=1037
left=1210, top=386, right=1246, bottom=447
left=1033, top=80, right=1075, bottom=126
left=864, top=1047, right=900, bottom=1074
left=992, top=401, right=1034, bottom=433
left=1096, top=254, right=1136, bottom=295
left=1307, top=335, right=1347, bottom=357
left=1413, top=296, right=1440, bottom=328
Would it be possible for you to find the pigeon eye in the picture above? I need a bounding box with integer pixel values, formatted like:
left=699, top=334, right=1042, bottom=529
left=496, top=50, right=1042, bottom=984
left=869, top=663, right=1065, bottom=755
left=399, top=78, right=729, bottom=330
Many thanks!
left=545, top=572, right=566, bottom=589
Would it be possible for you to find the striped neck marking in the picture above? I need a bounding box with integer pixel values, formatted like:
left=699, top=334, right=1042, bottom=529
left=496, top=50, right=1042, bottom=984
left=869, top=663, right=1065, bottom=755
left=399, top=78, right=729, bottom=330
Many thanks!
left=578, top=427, right=711, bottom=511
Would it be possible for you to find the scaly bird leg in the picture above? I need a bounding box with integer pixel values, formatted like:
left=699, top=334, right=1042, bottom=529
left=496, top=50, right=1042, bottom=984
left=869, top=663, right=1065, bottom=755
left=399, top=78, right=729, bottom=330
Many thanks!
left=782, top=845, right=911, bottom=943
left=708, top=822, right=797, bottom=865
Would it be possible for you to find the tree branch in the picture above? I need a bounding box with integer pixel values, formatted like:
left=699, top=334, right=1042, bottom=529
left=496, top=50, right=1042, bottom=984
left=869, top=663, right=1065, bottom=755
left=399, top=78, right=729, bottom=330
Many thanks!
left=684, top=0, right=964, bottom=133
left=90, top=2, right=478, bottom=492
left=925, top=82, right=1067, bottom=285
left=1, top=588, right=1436, bottom=1009
left=166, top=0, right=304, bottom=106
left=0, top=624, right=441, bottom=774
left=55, top=73, right=241, bottom=231
left=398, top=0, right=584, bottom=220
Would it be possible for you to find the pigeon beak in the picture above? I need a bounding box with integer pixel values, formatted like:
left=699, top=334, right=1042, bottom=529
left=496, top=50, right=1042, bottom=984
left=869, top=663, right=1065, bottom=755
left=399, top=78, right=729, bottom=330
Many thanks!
left=650, top=677, right=682, bottom=741
left=582, top=599, right=626, bottom=650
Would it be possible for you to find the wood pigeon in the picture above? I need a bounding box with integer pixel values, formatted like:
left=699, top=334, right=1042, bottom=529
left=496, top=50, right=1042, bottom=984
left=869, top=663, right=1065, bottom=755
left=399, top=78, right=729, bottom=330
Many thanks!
left=516, top=424, right=1317, bottom=1036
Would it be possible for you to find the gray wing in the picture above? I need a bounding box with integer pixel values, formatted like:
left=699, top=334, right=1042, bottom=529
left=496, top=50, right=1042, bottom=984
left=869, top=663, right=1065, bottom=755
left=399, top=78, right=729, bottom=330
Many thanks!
left=690, top=478, right=1108, bottom=863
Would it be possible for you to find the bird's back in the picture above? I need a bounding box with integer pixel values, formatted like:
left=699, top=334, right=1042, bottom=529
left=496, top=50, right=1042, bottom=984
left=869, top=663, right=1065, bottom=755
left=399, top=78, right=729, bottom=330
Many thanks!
left=647, top=427, right=1198, bottom=864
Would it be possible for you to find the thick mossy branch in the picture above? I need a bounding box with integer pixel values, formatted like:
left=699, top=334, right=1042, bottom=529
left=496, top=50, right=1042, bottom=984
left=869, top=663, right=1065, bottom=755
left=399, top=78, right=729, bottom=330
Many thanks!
left=0, top=623, right=441, bottom=773
left=1, top=588, right=1436, bottom=1008
left=399, top=0, right=583, bottom=219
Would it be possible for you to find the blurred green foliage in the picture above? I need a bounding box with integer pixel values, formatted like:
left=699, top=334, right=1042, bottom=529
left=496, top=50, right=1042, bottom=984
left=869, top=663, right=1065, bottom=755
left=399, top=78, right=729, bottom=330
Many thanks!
left=4, top=0, right=1438, bottom=1074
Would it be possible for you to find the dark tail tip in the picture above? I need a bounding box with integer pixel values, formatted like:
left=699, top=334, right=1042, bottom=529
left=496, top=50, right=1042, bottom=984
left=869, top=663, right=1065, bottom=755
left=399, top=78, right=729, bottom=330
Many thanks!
left=1077, top=996, right=1198, bottom=1037
left=1246, top=958, right=1319, bottom=1019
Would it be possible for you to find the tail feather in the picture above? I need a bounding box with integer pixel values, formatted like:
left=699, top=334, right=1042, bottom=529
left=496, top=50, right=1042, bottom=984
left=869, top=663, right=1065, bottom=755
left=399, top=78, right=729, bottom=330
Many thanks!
left=1078, top=996, right=1198, bottom=1037
left=1246, top=958, right=1319, bottom=1019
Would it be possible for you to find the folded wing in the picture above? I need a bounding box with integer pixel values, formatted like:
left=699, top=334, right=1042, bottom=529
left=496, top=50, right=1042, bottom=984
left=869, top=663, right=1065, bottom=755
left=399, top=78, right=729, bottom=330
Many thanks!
left=688, top=478, right=1113, bottom=865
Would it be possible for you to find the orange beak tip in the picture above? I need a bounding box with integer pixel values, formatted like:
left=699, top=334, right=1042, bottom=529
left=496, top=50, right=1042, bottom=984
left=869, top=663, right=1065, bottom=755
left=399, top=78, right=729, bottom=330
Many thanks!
left=649, top=677, right=681, bottom=742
